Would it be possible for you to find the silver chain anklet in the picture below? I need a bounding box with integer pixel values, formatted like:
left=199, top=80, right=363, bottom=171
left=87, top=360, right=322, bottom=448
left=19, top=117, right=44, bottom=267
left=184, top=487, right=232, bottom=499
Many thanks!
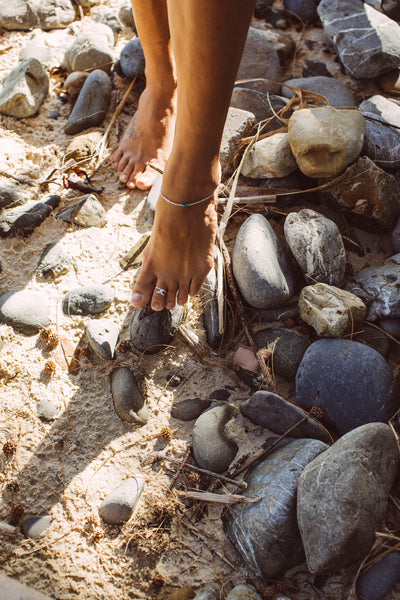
left=160, top=189, right=216, bottom=208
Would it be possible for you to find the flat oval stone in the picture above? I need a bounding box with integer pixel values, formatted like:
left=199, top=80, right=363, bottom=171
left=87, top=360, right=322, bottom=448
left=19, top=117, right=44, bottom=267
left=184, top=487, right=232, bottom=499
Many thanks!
left=120, top=38, right=145, bottom=78
left=0, top=290, right=50, bottom=335
left=64, top=72, right=89, bottom=100
left=0, top=58, right=49, bottom=118
left=288, top=107, right=365, bottom=178
left=171, top=398, right=212, bottom=421
left=284, top=209, right=346, bottom=285
left=21, top=514, right=52, bottom=539
left=296, top=339, right=400, bottom=435
left=297, top=423, right=399, bottom=574
left=37, top=242, right=72, bottom=280
left=62, top=285, right=114, bottom=316
left=130, top=305, right=183, bottom=354
left=298, top=283, right=366, bottom=337
left=224, top=438, right=328, bottom=579
left=192, top=404, right=238, bottom=473
left=98, top=476, right=145, bottom=525
left=232, top=214, right=298, bottom=309
left=241, top=391, right=331, bottom=443
left=241, top=133, right=297, bottom=179
left=65, top=70, right=112, bottom=135
left=282, top=76, right=355, bottom=108
left=356, top=551, right=400, bottom=600
left=86, top=319, right=119, bottom=360
left=0, top=195, right=60, bottom=238
left=110, top=367, right=148, bottom=425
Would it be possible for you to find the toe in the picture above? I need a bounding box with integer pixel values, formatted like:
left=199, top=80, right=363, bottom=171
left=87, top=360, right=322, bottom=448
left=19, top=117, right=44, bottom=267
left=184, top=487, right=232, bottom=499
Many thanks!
left=189, top=277, right=204, bottom=297
left=177, top=282, right=190, bottom=306
left=131, top=266, right=156, bottom=308
left=151, top=282, right=168, bottom=311
left=114, top=148, right=123, bottom=165
left=165, top=285, right=178, bottom=310
left=134, top=165, right=159, bottom=191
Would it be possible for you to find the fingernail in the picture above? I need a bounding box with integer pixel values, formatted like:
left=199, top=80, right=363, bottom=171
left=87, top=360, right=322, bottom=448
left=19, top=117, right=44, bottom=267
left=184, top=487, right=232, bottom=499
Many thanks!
left=132, top=292, right=143, bottom=305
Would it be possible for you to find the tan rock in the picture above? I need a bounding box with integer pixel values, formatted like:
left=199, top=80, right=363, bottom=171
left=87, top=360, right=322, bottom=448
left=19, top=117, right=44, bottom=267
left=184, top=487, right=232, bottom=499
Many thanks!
left=288, top=107, right=365, bottom=178
left=64, top=131, right=103, bottom=164
left=64, top=71, right=89, bottom=100
left=299, top=283, right=366, bottom=337
left=241, top=132, right=297, bottom=178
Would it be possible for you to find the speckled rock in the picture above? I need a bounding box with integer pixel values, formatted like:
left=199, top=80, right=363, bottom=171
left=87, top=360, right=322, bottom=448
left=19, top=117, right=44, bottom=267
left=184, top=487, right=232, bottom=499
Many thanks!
left=254, top=328, right=309, bottom=381
left=297, top=423, right=399, bottom=573
left=98, top=476, right=145, bottom=525
left=0, top=195, right=60, bottom=237
left=359, top=95, right=400, bottom=170
left=284, top=209, right=346, bottom=285
left=319, top=156, right=400, bottom=232
left=110, top=367, right=148, bottom=425
left=130, top=305, right=183, bottom=354
left=171, top=398, right=212, bottom=421
left=0, top=58, right=49, bottom=118
left=356, top=551, right=400, bottom=600
left=0, top=290, right=50, bottom=335
left=0, top=0, right=76, bottom=31
left=282, top=76, right=355, bottom=108
left=347, top=254, right=400, bottom=320
left=232, top=214, right=298, bottom=309
left=63, top=23, right=114, bottom=74
left=226, top=585, right=261, bottom=600
left=225, top=438, right=328, bottom=579
left=21, top=515, right=52, bottom=539
left=220, top=107, right=256, bottom=173
left=62, top=285, right=114, bottom=316
left=241, top=391, right=331, bottom=442
left=241, top=133, right=297, bottom=179
left=65, top=70, right=112, bottom=135
left=299, top=283, right=366, bottom=337
left=36, top=243, right=72, bottom=280
left=200, top=266, right=223, bottom=350
left=0, top=187, right=25, bottom=210
left=0, top=574, right=53, bottom=600
left=237, top=28, right=281, bottom=95
left=288, top=107, right=365, bottom=178
left=192, top=404, right=238, bottom=473
left=120, top=38, right=145, bottom=78
left=317, top=0, right=400, bottom=79
left=296, top=339, right=400, bottom=435
left=86, top=319, right=119, bottom=360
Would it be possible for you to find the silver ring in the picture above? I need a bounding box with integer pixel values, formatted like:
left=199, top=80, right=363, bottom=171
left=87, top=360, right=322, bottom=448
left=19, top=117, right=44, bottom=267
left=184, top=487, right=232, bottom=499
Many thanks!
left=155, top=286, right=167, bottom=296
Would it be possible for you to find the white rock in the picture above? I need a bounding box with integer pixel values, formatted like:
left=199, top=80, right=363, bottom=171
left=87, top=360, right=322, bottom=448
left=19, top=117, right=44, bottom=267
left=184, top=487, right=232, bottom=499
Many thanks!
left=242, top=132, right=297, bottom=178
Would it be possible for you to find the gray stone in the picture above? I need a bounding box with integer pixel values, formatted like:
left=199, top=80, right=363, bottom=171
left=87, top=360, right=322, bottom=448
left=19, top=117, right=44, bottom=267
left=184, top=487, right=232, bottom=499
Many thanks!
left=282, top=76, right=355, bottom=108
left=37, top=242, right=72, bottom=280
left=319, top=156, right=400, bottom=232
left=356, top=551, right=400, bottom=600
left=288, top=107, right=365, bottom=178
left=62, top=285, right=114, bottom=316
left=317, top=0, right=400, bottom=79
left=0, top=195, right=60, bottom=237
left=21, top=515, right=52, bottom=538
left=359, top=95, right=400, bottom=170
left=256, top=302, right=299, bottom=323
left=63, top=23, right=114, bottom=74
left=220, top=107, right=256, bottom=173
left=0, top=290, right=50, bottom=335
left=352, top=323, right=390, bottom=356
left=37, top=400, right=60, bottom=421
left=296, top=339, right=400, bottom=435
left=86, top=319, right=119, bottom=360
left=111, top=367, right=148, bottom=425
left=200, top=266, right=223, bottom=350
left=0, top=58, right=49, bottom=118
left=192, top=404, right=238, bottom=473
left=253, top=328, right=309, bottom=381
left=232, top=214, right=298, bottom=309
left=120, top=38, right=145, bottom=78
left=348, top=254, right=400, bottom=320
left=226, top=585, right=261, bottom=600
left=72, top=195, right=107, bottom=228
left=0, top=187, right=24, bottom=210
left=0, top=0, right=76, bottom=31
left=145, top=173, right=162, bottom=221
left=284, top=0, right=318, bottom=22
left=231, top=89, right=288, bottom=124
left=241, top=132, right=297, bottom=179
left=393, top=215, right=400, bottom=252
left=241, top=391, right=331, bottom=442
left=130, top=305, right=183, bottom=354
left=225, top=438, right=328, bottom=579
left=92, top=11, right=122, bottom=35
left=171, top=398, right=212, bottom=421
left=378, top=317, right=400, bottom=339
left=0, top=574, right=53, bottom=600
left=284, top=209, right=346, bottom=286
left=236, top=28, right=282, bottom=95
left=98, top=476, right=145, bottom=525
left=297, top=423, right=399, bottom=573
left=65, top=70, right=112, bottom=135
left=299, top=283, right=366, bottom=338
left=118, top=4, right=136, bottom=30
left=64, top=72, right=89, bottom=100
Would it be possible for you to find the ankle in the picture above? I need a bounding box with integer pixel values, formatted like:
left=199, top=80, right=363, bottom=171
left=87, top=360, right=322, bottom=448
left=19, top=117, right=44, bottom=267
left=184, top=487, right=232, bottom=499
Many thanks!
left=162, top=155, right=221, bottom=200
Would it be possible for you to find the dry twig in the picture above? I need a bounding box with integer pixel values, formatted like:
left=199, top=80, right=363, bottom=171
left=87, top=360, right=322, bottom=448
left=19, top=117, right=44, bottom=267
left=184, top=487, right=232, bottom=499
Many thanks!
left=177, top=490, right=259, bottom=504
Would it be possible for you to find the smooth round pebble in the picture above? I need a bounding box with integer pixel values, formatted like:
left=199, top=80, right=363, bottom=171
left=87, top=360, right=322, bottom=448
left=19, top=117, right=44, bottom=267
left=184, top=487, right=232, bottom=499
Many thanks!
left=62, top=285, right=114, bottom=316
left=0, top=290, right=50, bottom=335
left=356, top=551, right=400, bottom=600
left=111, top=367, right=148, bottom=425
left=120, top=38, right=145, bottom=78
left=171, top=398, right=212, bottom=421
left=192, top=404, right=238, bottom=473
left=98, top=476, right=145, bottom=525
left=21, top=515, right=52, bottom=539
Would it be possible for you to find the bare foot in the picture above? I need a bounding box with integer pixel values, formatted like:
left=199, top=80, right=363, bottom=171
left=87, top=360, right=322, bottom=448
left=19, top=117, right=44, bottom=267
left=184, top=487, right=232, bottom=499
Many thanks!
left=131, top=179, right=218, bottom=311
left=114, top=84, right=176, bottom=190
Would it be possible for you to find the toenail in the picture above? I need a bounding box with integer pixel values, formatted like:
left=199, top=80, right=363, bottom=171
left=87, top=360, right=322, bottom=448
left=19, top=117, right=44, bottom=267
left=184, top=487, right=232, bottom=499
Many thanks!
left=120, top=174, right=128, bottom=182
left=132, top=292, right=143, bottom=305
left=153, top=302, right=161, bottom=310
left=166, top=301, right=175, bottom=309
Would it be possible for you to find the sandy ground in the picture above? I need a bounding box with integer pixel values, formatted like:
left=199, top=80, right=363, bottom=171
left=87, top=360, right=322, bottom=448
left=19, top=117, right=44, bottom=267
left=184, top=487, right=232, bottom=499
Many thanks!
left=1, top=2, right=400, bottom=599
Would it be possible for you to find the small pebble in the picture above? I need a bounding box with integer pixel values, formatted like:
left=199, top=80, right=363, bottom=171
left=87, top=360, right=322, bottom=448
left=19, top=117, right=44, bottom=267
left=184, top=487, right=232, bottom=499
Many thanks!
left=86, top=319, right=119, bottom=360
left=171, top=398, right=212, bottom=421
left=192, top=404, right=238, bottom=473
left=21, top=515, right=52, bottom=539
left=111, top=367, right=148, bottom=425
left=98, top=476, right=145, bottom=525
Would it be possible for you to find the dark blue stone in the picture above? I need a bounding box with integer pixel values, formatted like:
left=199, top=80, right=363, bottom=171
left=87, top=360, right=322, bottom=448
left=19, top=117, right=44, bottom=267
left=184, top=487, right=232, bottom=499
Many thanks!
left=296, top=339, right=400, bottom=435
left=361, top=112, right=400, bottom=170
left=356, top=551, right=400, bottom=600
left=120, top=38, right=145, bottom=78
left=284, top=0, right=318, bottom=22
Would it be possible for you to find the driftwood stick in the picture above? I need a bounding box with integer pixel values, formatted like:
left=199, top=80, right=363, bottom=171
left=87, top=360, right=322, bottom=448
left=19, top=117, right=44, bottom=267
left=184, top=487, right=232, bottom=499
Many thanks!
left=177, top=490, right=259, bottom=504
left=217, top=233, right=276, bottom=392
left=161, top=456, right=247, bottom=489
left=231, top=416, right=308, bottom=477
left=168, top=446, right=191, bottom=492
left=0, top=520, right=16, bottom=536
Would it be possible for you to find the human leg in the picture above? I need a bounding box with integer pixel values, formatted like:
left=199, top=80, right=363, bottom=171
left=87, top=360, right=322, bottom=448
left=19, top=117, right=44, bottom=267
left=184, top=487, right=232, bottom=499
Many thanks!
left=132, top=0, right=256, bottom=311
left=114, top=0, right=177, bottom=190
